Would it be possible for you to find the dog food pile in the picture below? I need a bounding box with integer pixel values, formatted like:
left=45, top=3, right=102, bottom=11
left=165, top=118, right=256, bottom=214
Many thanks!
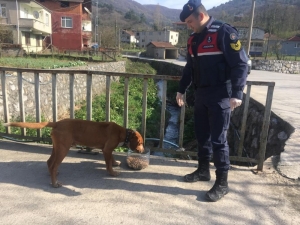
left=126, top=155, right=149, bottom=170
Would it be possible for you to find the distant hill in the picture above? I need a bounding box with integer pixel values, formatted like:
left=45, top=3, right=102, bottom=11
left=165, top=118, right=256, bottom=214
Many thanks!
left=95, top=0, right=300, bottom=46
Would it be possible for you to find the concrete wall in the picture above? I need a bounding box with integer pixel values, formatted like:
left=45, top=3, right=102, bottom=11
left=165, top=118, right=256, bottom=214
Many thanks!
left=0, top=46, right=24, bottom=57
left=0, top=61, right=126, bottom=121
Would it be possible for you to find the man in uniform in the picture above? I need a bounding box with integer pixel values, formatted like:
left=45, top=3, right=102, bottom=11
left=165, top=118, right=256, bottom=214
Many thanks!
left=176, top=0, right=248, bottom=202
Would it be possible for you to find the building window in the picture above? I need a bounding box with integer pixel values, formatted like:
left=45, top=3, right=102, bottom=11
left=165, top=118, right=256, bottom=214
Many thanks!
left=25, top=33, right=30, bottom=45
left=295, top=43, right=300, bottom=48
left=61, top=17, right=72, bottom=28
left=23, top=8, right=29, bottom=18
left=238, top=29, right=246, bottom=36
left=0, top=3, right=6, bottom=17
left=45, top=13, right=49, bottom=26
left=171, top=35, right=173, bottom=39
left=60, top=1, right=70, bottom=8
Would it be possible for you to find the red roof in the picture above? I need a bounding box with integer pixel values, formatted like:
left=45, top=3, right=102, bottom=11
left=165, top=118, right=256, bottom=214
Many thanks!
left=287, top=35, right=300, bottom=41
left=147, top=42, right=177, bottom=48
left=264, top=33, right=282, bottom=41
left=122, top=30, right=135, bottom=36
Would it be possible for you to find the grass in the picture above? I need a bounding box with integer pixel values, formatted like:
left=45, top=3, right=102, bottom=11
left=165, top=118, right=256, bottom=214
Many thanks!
left=0, top=56, right=86, bottom=69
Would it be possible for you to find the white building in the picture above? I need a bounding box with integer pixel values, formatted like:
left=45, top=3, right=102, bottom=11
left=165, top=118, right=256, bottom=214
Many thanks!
left=135, top=30, right=179, bottom=48
left=0, top=0, right=52, bottom=52
left=120, top=30, right=138, bottom=45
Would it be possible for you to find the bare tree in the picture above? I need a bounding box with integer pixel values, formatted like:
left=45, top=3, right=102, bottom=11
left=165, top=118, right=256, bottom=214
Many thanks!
left=0, top=24, right=13, bottom=44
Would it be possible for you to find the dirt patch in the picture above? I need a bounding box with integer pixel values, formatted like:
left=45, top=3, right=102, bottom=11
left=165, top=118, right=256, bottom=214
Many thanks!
left=257, top=158, right=300, bottom=212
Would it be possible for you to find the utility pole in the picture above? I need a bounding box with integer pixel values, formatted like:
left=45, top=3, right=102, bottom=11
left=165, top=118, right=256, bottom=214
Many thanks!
left=246, top=0, right=255, bottom=56
left=95, top=0, right=98, bottom=44
left=115, top=19, right=117, bottom=48
left=16, top=0, right=19, bottom=44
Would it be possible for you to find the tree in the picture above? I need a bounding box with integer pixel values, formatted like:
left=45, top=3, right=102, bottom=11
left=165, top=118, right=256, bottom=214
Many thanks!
left=153, top=4, right=161, bottom=30
left=0, top=25, right=13, bottom=43
left=124, top=9, right=139, bottom=22
left=140, top=13, right=146, bottom=23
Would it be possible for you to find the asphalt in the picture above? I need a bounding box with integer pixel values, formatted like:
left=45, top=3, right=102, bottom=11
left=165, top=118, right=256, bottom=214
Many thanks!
left=246, top=70, right=300, bottom=180
left=0, top=58, right=300, bottom=224
left=0, top=140, right=299, bottom=224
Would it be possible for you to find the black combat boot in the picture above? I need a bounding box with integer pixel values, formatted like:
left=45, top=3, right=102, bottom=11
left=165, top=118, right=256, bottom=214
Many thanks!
left=184, top=161, right=211, bottom=182
left=205, top=171, right=229, bottom=202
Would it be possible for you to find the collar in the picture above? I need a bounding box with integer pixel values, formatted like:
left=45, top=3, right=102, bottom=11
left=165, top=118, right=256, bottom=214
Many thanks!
left=192, top=16, right=215, bottom=36
left=123, top=129, right=132, bottom=147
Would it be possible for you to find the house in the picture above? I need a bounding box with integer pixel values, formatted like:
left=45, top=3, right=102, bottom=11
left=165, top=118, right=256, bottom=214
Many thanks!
left=135, top=30, right=179, bottom=48
left=0, top=0, right=52, bottom=52
left=39, top=0, right=92, bottom=51
left=120, top=29, right=138, bottom=46
left=233, top=24, right=265, bottom=56
left=263, top=33, right=282, bottom=56
left=172, top=22, right=188, bottom=30
left=280, top=35, right=300, bottom=56
left=146, top=41, right=178, bottom=59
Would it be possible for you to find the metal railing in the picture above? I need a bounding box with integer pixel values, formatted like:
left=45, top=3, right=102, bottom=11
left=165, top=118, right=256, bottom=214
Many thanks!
left=0, top=67, right=274, bottom=170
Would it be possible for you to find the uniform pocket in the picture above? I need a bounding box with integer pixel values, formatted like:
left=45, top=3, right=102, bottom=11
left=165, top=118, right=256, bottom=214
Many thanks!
left=217, top=98, right=230, bottom=109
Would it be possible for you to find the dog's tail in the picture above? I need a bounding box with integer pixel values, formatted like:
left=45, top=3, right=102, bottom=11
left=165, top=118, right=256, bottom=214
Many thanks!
left=3, top=122, right=55, bottom=129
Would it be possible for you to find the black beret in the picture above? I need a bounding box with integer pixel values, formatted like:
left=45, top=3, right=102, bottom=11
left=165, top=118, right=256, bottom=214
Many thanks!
left=180, top=0, right=202, bottom=22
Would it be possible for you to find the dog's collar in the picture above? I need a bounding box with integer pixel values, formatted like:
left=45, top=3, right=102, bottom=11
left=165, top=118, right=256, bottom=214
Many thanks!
left=123, top=129, right=133, bottom=147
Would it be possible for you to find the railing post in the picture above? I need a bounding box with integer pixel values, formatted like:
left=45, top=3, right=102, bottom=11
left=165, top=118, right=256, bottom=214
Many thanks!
left=106, top=75, right=111, bottom=122
left=17, top=71, right=25, bottom=136
left=34, top=72, right=41, bottom=138
left=237, top=84, right=251, bottom=157
left=1, top=70, right=10, bottom=133
left=69, top=73, right=75, bottom=119
left=141, top=78, right=148, bottom=142
left=52, top=73, right=57, bottom=122
left=123, top=77, right=129, bottom=128
left=257, top=84, right=275, bottom=171
left=159, top=80, right=167, bottom=148
left=86, top=72, right=93, bottom=121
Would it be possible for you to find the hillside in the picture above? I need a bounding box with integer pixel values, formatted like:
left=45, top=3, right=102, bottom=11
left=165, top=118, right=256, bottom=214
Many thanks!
left=94, top=0, right=300, bottom=46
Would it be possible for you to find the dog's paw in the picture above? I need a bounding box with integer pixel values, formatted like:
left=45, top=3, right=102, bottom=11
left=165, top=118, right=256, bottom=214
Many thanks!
left=109, top=170, right=120, bottom=177
left=113, top=160, right=121, bottom=166
left=51, top=181, right=62, bottom=188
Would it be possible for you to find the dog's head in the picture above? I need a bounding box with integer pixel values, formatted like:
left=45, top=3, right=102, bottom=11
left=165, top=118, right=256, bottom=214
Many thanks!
left=129, top=130, right=144, bottom=153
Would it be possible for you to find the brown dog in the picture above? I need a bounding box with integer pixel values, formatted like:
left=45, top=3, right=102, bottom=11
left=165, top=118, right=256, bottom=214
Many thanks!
left=3, top=119, right=144, bottom=187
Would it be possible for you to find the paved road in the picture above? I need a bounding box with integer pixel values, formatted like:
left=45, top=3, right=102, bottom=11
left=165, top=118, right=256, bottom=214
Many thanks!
left=0, top=140, right=299, bottom=224
left=246, top=70, right=300, bottom=180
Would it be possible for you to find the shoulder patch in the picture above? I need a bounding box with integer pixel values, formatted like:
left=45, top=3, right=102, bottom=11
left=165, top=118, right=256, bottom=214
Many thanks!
left=230, top=40, right=241, bottom=51
left=230, top=33, right=237, bottom=40
left=210, top=25, right=220, bottom=29
left=208, top=29, right=217, bottom=32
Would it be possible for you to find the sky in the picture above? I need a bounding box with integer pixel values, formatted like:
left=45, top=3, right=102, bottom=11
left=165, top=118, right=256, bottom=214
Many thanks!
left=133, top=0, right=231, bottom=10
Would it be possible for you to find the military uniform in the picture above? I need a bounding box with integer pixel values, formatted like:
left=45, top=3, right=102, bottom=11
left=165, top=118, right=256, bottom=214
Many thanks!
left=178, top=16, right=248, bottom=173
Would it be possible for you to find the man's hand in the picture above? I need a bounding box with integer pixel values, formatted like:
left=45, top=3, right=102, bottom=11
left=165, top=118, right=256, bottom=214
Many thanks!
left=230, top=98, right=242, bottom=111
left=176, top=92, right=185, bottom=107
